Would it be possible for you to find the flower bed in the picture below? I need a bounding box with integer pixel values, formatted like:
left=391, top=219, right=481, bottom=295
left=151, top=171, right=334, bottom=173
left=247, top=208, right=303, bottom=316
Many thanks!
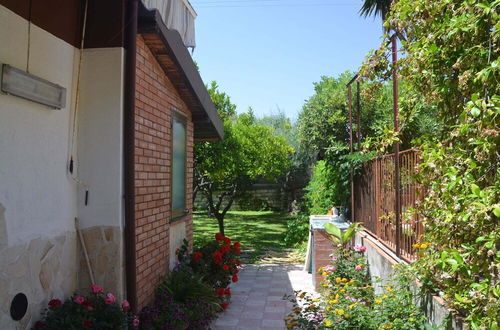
left=139, top=233, right=241, bottom=329
left=33, top=285, right=138, bottom=329
left=285, top=239, right=427, bottom=329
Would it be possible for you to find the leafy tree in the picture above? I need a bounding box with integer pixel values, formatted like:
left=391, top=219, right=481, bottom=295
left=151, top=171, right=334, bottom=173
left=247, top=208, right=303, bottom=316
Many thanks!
left=360, top=0, right=499, bottom=327
left=194, top=84, right=293, bottom=235
left=359, top=0, right=392, bottom=20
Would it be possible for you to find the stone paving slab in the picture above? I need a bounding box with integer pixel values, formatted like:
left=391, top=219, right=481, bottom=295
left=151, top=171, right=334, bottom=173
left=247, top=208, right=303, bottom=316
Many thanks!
left=212, top=264, right=314, bottom=330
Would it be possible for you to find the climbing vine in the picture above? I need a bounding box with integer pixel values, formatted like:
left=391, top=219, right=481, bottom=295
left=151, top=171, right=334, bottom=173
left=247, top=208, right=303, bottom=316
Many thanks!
left=359, top=0, right=499, bottom=328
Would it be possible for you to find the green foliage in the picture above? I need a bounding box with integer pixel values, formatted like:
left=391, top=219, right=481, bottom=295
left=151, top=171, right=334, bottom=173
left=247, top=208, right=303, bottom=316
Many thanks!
left=285, top=247, right=427, bottom=329
left=357, top=0, right=500, bottom=327
left=303, top=160, right=341, bottom=215
left=284, top=213, right=310, bottom=246
left=195, top=83, right=293, bottom=233
left=324, top=223, right=360, bottom=247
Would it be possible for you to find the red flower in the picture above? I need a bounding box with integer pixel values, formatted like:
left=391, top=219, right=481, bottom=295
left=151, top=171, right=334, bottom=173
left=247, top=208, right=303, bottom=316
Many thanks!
left=82, top=300, right=94, bottom=311
left=216, top=288, right=225, bottom=297
left=223, top=264, right=230, bottom=271
left=83, top=320, right=92, bottom=328
left=223, top=237, right=231, bottom=244
left=233, top=242, right=241, bottom=249
left=224, top=288, right=232, bottom=296
left=90, top=284, right=103, bottom=293
left=220, top=244, right=231, bottom=254
left=212, top=251, right=223, bottom=265
left=34, top=321, right=44, bottom=329
left=133, top=317, right=140, bottom=327
left=220, top=302, right=229, bottom=310
left=233, top=268, right=239, bottom=274
left=192, top=251, right=203, bottom=263
left=48, top=299, right=61, bottom=308
left=215, top=232, right=224, bottom=241
left=175, top=248, right=180, bottom=255
left=232, top=275, right=239, bottom=283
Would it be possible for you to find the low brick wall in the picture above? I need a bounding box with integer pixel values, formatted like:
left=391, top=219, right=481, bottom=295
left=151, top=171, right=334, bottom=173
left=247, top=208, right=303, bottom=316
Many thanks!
left=312, top=229, right=335, bottom=290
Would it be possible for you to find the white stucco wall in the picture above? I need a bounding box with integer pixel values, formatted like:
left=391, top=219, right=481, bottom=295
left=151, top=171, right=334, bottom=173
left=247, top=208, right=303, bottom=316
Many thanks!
left=76, top=48, right=125, bottom=230
left=0, top=5, right=79, bottom=245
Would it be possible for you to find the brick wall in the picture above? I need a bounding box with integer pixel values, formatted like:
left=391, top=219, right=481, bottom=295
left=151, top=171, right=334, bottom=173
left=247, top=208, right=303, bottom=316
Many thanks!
left=312, top=229, right=336, bottom=290
left=134, top=35, right=194, bottom=309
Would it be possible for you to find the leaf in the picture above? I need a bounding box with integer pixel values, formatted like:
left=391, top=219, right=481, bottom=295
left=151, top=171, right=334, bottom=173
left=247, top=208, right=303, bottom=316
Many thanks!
left=342, top=223, right=359, bottom=243
left=324, top=223, right=342, bottom=240
left=493, top=207, right=500, bottom=217
left=471, top=107, right=481, bottom=117
left=470, top=184, right=481, bottom=196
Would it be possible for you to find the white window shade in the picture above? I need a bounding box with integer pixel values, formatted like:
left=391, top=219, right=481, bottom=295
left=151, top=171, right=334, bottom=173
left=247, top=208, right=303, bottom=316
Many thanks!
left=143, top=0, right=197, bottom=50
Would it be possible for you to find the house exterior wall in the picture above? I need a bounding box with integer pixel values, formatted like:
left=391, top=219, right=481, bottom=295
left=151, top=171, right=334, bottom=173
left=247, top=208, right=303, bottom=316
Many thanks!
left=0, top=5, right=79, bottom=328
left=134, top=35, right=194, bottom=309
left=76, top=47, right=126, bottom=297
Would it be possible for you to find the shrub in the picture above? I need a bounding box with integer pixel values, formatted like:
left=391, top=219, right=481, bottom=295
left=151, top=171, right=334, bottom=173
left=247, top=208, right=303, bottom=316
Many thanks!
left=178, top=234, right=241, bottom=289
left=284, top=213, right=310, bottom=246
left=33, top=285, right=137, bottom=329
left=139, top=271, right=220, bottom=330
left=140, top=233, right=241, bottom=329
left=285, top=245, right=427, bottom=329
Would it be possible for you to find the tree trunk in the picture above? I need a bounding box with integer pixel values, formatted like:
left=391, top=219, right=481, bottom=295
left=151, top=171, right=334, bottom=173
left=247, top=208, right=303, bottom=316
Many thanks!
left=215, top=213, right=225, bottom=236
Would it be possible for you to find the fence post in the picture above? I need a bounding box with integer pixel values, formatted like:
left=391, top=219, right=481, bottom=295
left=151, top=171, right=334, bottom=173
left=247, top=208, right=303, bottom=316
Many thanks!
left=356, top=81, right=361, bottom=151
left=348, top=85, right=355, bottom=222
left=392, top=35, right=401, bottom=258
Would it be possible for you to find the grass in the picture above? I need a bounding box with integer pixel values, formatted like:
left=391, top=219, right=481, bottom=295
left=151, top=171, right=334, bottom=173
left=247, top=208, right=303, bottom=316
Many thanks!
left=193, top=210, right=304, bottom=263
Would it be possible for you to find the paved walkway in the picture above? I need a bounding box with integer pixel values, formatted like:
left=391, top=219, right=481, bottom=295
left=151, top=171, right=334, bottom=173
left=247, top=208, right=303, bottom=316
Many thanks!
left=212, top=263, right=314, bottom=330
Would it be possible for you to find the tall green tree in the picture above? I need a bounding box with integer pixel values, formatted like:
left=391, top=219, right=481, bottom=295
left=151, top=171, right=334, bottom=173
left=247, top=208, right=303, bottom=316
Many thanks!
left=195, top=85, right=293, bottom=235
left=359, top=0, right=392, bottom=21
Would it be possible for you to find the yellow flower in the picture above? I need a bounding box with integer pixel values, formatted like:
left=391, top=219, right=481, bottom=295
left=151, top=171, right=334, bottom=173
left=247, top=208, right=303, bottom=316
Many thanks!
left=386, top=286, right=394, bottom=292
left=340, top=289, right=346, bottom=293
left=409, top=318, right=415, bottom=322
left=410, top=313, right=415, bottom=317
left=349, top=279, right=355, bottom=284
left=336, top=277, right=342, bottom=283
left=420, top=243, right=429, bottom=249
left=341, top=278, right=347, bottom=282
left=382, top=295, right=388, bottom=299
left=325, top=320, right=333, bottom=327
left=335, top=294, right=340, bottom=299
left=412, top=243, right=420, bottom=249
left=329, top=299, right=338, bottom=304
left=313, top=298, right=319, bottom=302
left=326, top=305, right=332, bottom=311
left=385, top=323, right=393, bottom=329
left=335, top=309, right=345, bottom=315
left=322, top=272, right=328, bottom=276
left=375, top=298, right=382, bottom=304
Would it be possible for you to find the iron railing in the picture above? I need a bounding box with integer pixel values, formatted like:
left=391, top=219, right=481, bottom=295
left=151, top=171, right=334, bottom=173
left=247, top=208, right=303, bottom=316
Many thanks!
left=354, top=149, right=424, bottom=261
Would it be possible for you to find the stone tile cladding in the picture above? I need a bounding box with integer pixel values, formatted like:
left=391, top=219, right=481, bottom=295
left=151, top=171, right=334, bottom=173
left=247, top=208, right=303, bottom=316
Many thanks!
left=312, top=229, right=334, bottom=290
left=134, top=35, right=194, bottom=309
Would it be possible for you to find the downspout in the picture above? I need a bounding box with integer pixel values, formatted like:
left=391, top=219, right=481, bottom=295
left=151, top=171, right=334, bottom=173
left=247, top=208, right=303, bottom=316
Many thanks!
left=124, top=0, right=138, bottom=313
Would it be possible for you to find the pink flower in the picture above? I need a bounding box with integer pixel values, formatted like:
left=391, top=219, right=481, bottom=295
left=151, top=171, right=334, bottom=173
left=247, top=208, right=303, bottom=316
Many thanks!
left=122, top=300, right=130, bottom=310
left=329, top=254, right=337, bottom=261
left=90, top=284, right=103, bottom=293
left=354, top=245, right=367, bottom=253
left=324, top=265, right=337, bottom=273
left=74, top=296, right=85, bottom=304
left=355, top=265, right=362, bottom=271
left=105, top=293, right=116, bottom=305
left=132, top=317, right=140, bottom=327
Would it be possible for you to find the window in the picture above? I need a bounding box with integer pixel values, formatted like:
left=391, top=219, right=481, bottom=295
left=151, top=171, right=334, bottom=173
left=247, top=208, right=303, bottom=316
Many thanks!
left=171, top=112, right=187, bottom=220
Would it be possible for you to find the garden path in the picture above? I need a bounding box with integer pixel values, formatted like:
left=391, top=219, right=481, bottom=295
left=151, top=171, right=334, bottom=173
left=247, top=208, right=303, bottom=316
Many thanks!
left=212, top=263, right=314, bottom=330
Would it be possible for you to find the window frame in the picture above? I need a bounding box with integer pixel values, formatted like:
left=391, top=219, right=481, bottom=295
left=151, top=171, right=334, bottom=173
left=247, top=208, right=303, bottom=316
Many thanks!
left=170, top=109, right=188, bottom=223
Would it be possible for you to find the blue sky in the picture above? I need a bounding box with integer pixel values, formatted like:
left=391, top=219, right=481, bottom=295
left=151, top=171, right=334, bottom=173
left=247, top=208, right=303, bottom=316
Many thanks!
left=191, top=0, right=384, bottom=120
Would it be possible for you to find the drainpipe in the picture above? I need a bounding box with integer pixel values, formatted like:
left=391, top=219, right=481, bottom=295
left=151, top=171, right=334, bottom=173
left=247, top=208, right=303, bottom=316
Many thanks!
left=124, top=0, right=138, bottom=313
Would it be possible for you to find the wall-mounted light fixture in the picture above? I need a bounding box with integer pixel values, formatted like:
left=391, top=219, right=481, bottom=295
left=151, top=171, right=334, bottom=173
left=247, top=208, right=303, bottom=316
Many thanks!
left=1, top=64, right=66, bottom=109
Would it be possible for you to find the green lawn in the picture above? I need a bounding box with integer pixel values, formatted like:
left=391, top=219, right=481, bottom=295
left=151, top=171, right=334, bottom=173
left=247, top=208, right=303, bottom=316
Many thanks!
left=193, top=210, right=302, bottom=263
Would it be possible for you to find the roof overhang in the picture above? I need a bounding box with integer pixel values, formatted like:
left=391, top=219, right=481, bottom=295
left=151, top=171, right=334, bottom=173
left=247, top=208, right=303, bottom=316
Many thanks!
left=137, top=2, right=223, bottom=141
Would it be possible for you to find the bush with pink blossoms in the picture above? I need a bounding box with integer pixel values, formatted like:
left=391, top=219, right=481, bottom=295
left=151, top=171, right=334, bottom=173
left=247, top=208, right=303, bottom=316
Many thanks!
left=33, top=285, right=138, bottom=329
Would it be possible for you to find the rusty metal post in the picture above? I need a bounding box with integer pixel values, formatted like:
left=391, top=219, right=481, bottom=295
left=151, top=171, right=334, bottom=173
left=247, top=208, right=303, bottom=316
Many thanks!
left=392, top=35, right=401, bottom=258
left=348, top=85, right=354, bottom=222
left=356, top=81, right=361, bottom=151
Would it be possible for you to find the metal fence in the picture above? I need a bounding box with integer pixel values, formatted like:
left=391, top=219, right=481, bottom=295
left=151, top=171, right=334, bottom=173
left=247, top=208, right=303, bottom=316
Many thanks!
left=354, top=149, right=424, bottom=261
